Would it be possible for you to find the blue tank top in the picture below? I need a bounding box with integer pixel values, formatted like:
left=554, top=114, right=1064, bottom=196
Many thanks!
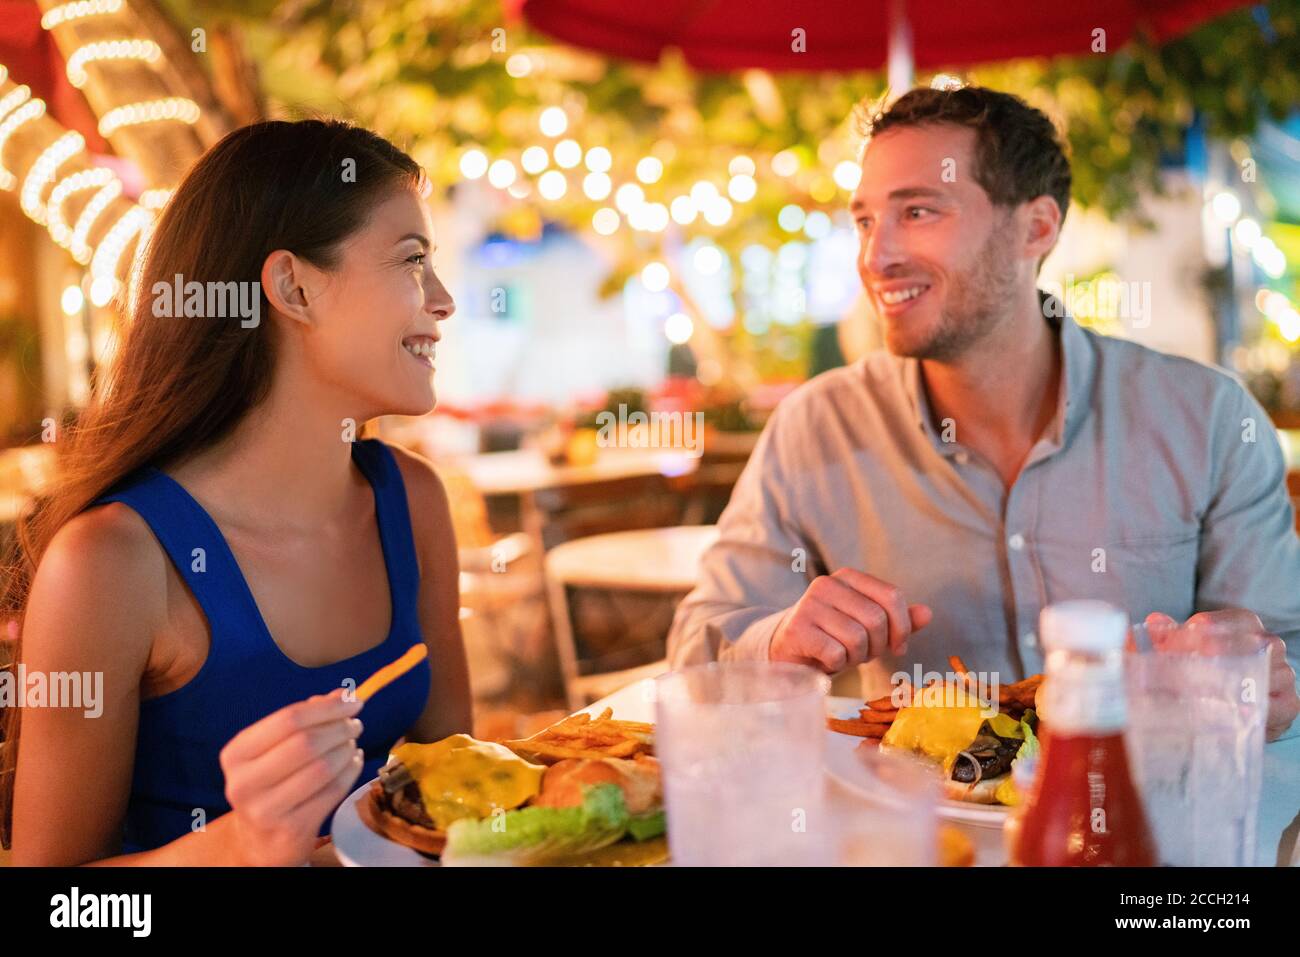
left=88, top=437, right=432, bottom=854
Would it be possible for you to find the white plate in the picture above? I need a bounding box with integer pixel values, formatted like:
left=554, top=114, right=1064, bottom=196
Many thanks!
left=331, top=779, right=438, bottom=867
left=824, top=696, right=1011, bottom=829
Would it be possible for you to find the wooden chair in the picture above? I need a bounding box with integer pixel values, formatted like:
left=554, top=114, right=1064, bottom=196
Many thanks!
left=438, top=465, right=552, bottom=704
left=544, top=564, right=673, bottom=711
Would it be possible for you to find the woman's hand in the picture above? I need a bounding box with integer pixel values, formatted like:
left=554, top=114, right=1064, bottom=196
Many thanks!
left=218, top=690, right=365, bottom=866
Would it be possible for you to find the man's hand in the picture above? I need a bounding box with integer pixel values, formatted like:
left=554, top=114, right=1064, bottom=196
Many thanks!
left=770, top=568, right=931, bottom=673
left=1145, top=609, right=1299, bottom=742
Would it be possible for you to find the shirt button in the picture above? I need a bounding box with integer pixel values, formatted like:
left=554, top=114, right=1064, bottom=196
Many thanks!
left=1022, top=631, right=1038, bottom=650
left=954, top=451, right=969, bottom=465
left=1008, top=533, right=1025, bottom=551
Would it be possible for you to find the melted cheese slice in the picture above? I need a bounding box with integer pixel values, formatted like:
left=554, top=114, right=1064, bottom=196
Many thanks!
left=881, top=700, right=987, bottom=774
left=392, top=735, right=545, bottom=830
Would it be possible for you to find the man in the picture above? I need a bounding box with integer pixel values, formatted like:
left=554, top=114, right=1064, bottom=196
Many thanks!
left=666, top=86, right=1300, bottom=741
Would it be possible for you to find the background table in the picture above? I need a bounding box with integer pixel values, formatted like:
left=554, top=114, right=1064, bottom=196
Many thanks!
left=544, top=525, right=719, bottom=592
left=581, top=678, right=1300, bottom=867
left=455, top=447, right=698, bottom=497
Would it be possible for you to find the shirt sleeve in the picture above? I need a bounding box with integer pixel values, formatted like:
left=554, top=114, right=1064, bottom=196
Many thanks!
left=666, top=400, right=816, bottom=666
left=1196, top=381, right=1300, bottom=674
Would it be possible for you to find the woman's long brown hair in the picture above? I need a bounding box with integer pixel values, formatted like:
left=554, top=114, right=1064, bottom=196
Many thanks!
left=0, top=118, right=423, bottom=847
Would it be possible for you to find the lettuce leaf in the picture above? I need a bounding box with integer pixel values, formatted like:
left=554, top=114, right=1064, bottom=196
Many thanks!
left=626, top=809, right=666, bottom=842
left=441, top=783, right=630, bottom=866
left=1016, top=710, right=1040, bottom=763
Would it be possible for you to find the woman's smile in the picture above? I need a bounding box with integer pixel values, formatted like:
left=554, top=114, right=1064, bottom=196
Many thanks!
left=400, top=334, right=437, bottom=370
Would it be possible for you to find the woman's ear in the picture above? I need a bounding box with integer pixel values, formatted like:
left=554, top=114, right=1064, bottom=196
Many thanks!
left=261, top=249, right=314, bottom=326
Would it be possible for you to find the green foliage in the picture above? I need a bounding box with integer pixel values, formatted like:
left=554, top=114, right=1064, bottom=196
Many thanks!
left=193, top=0, right=1300, bottom=379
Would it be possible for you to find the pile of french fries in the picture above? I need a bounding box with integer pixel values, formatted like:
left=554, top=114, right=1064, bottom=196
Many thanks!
left=827, top=656, right=1043, bottom=739
left=505, top=708, right=655, bottom=763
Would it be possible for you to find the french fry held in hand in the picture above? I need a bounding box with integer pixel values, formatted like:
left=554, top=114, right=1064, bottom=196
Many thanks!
left=356, top=643, right=428, bottom=703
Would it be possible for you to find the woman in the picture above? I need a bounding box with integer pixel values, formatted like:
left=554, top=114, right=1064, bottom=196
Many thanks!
left=1, top=119, right=471, bottom=865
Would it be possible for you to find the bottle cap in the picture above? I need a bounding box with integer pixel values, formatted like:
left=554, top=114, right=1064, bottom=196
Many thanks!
left=1039, top=600, right=1127, bottom=655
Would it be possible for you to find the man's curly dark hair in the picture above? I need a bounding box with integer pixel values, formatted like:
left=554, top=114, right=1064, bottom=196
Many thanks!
left=858, top=86, right=1072, bottom=224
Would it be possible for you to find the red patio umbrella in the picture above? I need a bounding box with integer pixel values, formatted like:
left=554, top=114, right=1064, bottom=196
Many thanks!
left=521, top=0, right=1256, bottom=73
left=0, top=0, right=108, bottom=151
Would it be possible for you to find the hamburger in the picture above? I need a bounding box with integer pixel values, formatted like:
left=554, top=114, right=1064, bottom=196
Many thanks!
left=879, top=689, right=1039, bottom=805
left=360, top=734, right=667, bottom=864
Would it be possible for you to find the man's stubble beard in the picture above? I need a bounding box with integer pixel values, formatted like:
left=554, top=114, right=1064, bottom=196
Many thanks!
left=888, top=221, right=1020, bottom=363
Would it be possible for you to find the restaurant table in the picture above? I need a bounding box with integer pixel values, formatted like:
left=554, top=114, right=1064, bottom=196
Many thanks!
left=578, top=678, right=1300, bottom=867
left=452, top=446, right=703, bottom=546
left=454, top=447, right=699, bottom=497
left=544, top=525, right=719, bottom=592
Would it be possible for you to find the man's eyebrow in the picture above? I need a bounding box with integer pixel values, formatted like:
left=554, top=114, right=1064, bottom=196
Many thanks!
left=888, top=187, right=950, bottom=201
left=851, top=187, right=951, bottom=212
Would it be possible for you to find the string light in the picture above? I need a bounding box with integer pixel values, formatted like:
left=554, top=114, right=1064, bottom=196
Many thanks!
left=521, top=145, right=549, bottom=174
left=20, top=131, right=85, bottom=223
left=138, top=188, right=172, bottom=209
left=98, top=97, right=199, bottom=137
left=61, top=284, right=84, bottom=315
left=91, top=203, right=153, bottom=287
left=636, top=157, right=663, bottom=184
left=0, top=84, right=31, bottom=123
left=670, top=196, right=697, bottom=225
left=702, top=196, right=733, bottom=227
left=833, top=160, right=862, bottom=190
left=487, top=159, right=516, bottom=189
left=538, top=107, right=567, bottom=137
left=584, top=147, right=611, bottom=173
left=537, top=169, right=566, bottom=200
left=69, top=178, right=122, bottom=263
left=592, top=208, right=619, bottom=235
left=459, top=148, right=488, bottom=179
left=614, top=183, right=644, bottom=214
left=41, top=0, right=123, bottom=29
left=641, top=262, right=670, bottom=291
left=553, top=139, right=581, bottom=169
left=47, top=167, right=114, bottom=247
left=89, top=275, right=117, bottom=307
left=727, top=174, right=756, bottom=202
left=771, top=149, right=799, bottom=177
left=665, top=312, right=694, bottom=344
left=582, top=172, right=611, bottom=201
left=66, top=40, right=162, bottom=88
left=0, top=97, right=47, bottom=190
left=728, top=156, right=755, bottom=177
left=689, top=181, right=719, bottom=207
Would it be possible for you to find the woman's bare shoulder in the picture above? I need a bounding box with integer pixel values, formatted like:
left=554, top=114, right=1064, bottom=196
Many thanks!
left=24, top=502, right=168, bottom=662
left=380, top=440, right=451, bottom=513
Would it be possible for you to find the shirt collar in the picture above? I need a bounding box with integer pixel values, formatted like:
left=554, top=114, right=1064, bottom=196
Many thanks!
left=903, top=290, right=1095, bottom=457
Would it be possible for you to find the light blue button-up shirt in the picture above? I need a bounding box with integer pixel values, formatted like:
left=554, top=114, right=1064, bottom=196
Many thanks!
left=667, top=302, right=1300, bottom=699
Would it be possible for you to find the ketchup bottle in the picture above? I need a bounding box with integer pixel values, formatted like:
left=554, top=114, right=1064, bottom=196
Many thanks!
left=1009, top=600, right=1157, bottom=866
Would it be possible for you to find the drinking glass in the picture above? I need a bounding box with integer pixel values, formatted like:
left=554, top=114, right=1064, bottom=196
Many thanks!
left=1124, top=624, right=1270, bottom=866
left=826, top=744, right=940, bottom=866
left=655, top=662, right=831, bottom=866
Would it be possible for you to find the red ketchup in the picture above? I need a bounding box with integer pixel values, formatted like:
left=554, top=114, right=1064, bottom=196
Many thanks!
left=1010, top=600, right=1157, bottom=867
